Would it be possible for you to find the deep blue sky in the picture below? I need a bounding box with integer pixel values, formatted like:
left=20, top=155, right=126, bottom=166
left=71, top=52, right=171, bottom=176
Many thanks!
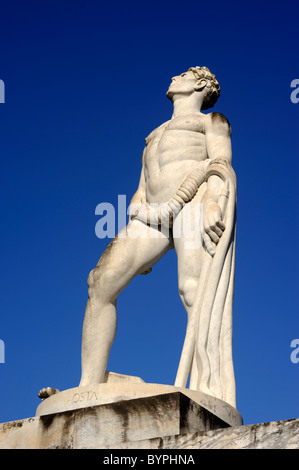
left=0, top=0, right=298, bottom=427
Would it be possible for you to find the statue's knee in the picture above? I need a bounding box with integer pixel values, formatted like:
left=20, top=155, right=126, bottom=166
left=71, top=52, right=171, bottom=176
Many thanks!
left=179, top=278, right=198, bottom=308
left=87, top=266, right=116, bottom=302
left=87, top=266, right=106, bottom=295
left=87, top=267, right=100, bottom=290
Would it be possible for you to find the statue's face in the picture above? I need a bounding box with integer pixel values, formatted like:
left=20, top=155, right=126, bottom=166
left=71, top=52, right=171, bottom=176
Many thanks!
left=166, top=71, right=196, bottom=99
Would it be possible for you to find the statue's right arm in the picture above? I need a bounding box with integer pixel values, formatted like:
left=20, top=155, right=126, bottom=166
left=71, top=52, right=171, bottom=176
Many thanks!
left=128, top=149, right=146, bottom=221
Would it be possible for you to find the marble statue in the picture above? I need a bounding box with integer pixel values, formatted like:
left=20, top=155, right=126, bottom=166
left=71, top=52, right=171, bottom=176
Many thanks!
left=39, top=66, right=238, bottom=409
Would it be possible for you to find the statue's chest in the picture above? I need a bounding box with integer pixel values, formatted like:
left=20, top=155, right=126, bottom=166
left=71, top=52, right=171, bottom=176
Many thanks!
left=145, top=121, right=169, bottom=146
left=165, top=115, right=205, bottom=134
left=145, top=116, right=205, bottom=148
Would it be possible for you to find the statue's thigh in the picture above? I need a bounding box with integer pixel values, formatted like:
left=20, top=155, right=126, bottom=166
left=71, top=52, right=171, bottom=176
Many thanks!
left=173, top=199, right=204, bottom=282
left=96, top=219, right=172, bottom=283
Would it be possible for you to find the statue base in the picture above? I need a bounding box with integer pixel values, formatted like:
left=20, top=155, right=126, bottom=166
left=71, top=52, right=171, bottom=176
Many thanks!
left=0, top=373, right=245, bottom=449
left=1, top=375, right=298, bottom=448
left=35, top=372, right=243, bottom=428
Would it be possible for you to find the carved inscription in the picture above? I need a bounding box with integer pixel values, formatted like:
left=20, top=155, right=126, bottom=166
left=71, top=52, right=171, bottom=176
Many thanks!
left=67, top=390, right=99, bottom=405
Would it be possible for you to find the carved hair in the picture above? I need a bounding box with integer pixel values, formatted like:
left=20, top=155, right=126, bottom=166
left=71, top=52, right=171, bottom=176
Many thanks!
left=188, top=66, right=220, bottom=110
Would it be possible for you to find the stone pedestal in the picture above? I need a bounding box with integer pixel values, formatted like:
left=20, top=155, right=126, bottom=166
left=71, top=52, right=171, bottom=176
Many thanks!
left=35, top=381, right=242, bottom=428
left=0, top=374, right=244, bottom=449
left=34, top=392, right=231, bottom=449
left=0, top=387, right=298, bottom=449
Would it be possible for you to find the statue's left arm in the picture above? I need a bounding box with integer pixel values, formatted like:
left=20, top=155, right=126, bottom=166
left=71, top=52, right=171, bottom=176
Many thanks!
left=202, top=112, right=232, bottom=255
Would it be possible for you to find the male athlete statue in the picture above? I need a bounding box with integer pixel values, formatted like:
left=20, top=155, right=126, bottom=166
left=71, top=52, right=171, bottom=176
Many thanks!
left=40, top=67, right=237, bottom=408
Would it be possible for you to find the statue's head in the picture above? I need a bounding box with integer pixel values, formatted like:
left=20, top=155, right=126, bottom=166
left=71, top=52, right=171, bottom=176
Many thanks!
left=167, top=66, right=220, bottom=110
left=188, top=66, right=220, bottom=110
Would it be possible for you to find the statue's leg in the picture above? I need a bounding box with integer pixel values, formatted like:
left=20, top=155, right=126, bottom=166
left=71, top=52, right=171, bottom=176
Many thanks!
left=79, top=219, right=172, bottom=386
left=172, top=193, right=205, bottom=389
left=173, top=184, right=236, bottom=403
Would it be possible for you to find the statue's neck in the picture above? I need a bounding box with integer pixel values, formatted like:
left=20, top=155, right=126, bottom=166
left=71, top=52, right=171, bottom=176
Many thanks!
left=171, top=93, right=204, bottom=119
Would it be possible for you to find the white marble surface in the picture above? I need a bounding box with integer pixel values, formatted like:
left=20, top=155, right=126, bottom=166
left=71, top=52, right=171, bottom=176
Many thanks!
left=36, top=382, right=242, bottom=427
left=1, top=408, right=297, bottom=449
left=75, top=67, right=238, bottom=410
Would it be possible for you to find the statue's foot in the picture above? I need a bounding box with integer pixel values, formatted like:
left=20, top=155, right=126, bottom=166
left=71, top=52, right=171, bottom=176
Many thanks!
left=38, top=387, right=60, bottom=400
left=140, top=267, right=152, bottom=275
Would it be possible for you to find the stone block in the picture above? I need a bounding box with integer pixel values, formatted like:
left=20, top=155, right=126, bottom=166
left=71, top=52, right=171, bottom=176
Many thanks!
left=0, top=397, right=298, bottom=449
left=35, top=382, right=242, bottom=427
left=0, top=392, right=229, bottom=449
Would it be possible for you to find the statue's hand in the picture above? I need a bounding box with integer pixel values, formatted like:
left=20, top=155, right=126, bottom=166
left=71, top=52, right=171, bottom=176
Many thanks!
left=203, top=202, right=225, bottom=256
left=128, top=200, right=145, bottom=222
